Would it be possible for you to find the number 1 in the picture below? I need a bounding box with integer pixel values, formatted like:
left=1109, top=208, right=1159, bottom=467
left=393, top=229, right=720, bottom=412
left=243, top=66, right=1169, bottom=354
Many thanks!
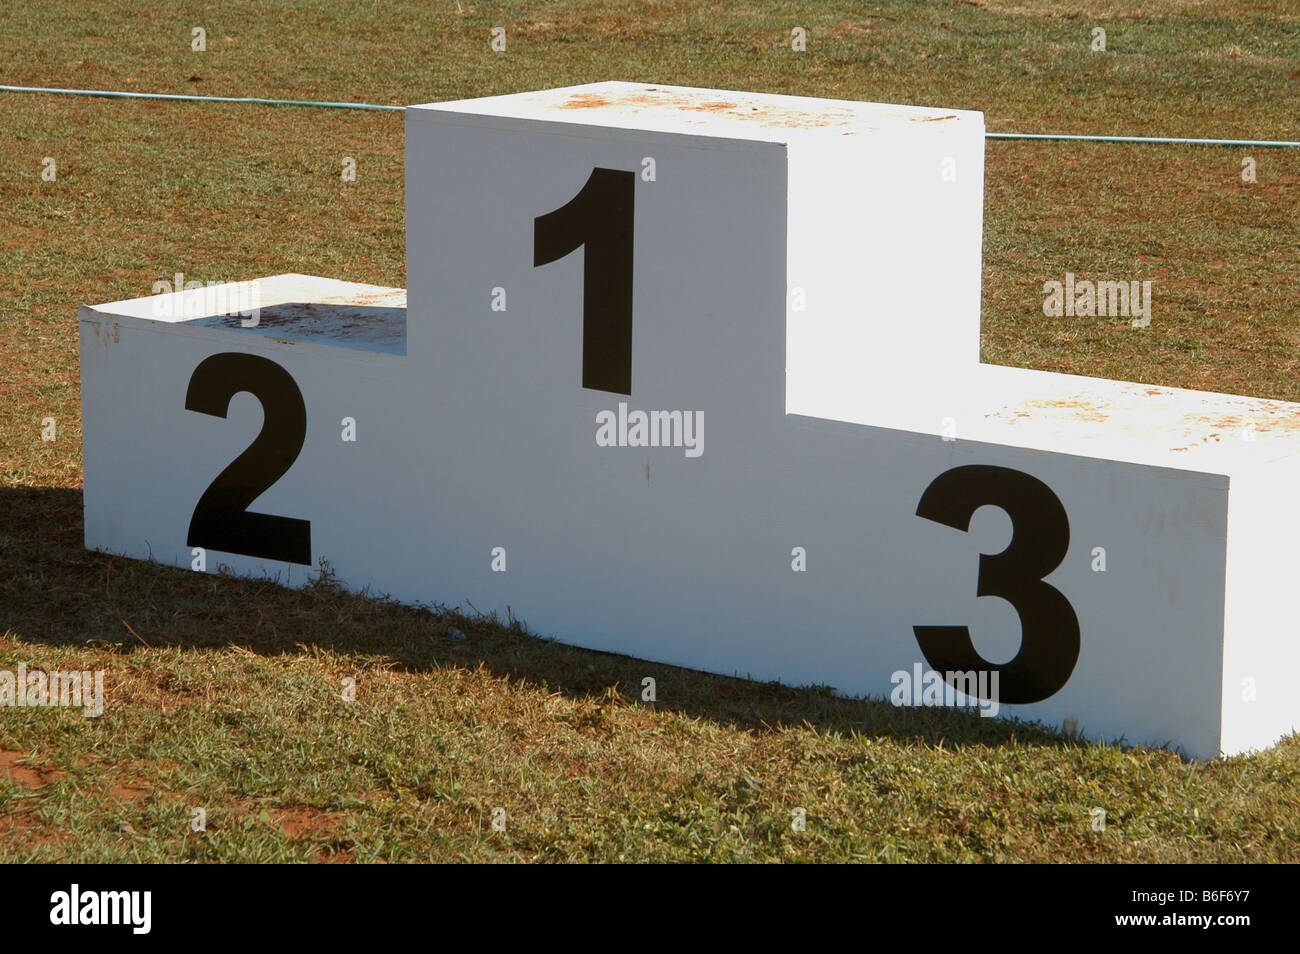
left=534, top=167, right=635, bottom=395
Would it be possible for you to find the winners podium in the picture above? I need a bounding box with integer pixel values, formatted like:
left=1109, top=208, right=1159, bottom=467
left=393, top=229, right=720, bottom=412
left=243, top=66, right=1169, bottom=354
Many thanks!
left=80, top=82, right=1300, bottom=758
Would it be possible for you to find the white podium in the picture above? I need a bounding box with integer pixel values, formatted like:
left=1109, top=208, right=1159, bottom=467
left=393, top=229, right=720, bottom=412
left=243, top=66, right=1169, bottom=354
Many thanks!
left=80, top=82, right=1300, bottom=758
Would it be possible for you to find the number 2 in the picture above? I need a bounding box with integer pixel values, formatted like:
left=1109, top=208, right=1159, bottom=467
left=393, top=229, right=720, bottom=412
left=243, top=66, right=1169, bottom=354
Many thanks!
left=185, top=352, right=311, bottom=565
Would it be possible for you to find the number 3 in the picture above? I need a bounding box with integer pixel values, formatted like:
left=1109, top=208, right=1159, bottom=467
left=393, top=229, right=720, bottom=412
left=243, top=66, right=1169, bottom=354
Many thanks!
left=913, top=464, right=1080, bottom=704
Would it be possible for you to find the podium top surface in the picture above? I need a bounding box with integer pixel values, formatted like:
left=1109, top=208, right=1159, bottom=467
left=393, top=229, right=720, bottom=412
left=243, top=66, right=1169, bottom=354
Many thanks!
left=82, top=274, right=407, bottom=356
left=789, top=360, right=1300, bottom=480
left=409, top=81, right=983, bottom=143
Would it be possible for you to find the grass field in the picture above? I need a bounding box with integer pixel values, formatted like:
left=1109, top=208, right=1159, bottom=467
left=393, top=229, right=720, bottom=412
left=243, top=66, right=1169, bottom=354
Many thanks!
left=2, top=0, right=1299, bottom=862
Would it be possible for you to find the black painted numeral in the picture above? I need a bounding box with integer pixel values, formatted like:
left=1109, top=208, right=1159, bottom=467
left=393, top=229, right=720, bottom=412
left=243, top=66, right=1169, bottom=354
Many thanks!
left=534, top=167, right=635, bottom=395
left=185, top=352, right=311, bottom=565
left=914, top=464, right=1080, bottom=704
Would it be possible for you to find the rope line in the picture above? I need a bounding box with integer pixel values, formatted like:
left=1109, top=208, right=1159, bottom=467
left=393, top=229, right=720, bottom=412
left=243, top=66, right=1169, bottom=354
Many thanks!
left=4, top=84, right=1296, bottom=147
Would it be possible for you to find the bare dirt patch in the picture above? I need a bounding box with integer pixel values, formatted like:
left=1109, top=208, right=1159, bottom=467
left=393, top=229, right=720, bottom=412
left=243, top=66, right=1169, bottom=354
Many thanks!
left=0, top=747, right=65, bottom=789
